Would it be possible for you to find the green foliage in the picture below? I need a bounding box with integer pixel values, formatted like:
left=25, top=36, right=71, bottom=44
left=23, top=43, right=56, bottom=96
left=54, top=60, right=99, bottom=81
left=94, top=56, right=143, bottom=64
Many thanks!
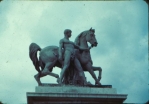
left=0, top=0, right=2, bottom=2
left=0, top=101, right=3, bottom=104
left=144, top=0, right=149, bottom=5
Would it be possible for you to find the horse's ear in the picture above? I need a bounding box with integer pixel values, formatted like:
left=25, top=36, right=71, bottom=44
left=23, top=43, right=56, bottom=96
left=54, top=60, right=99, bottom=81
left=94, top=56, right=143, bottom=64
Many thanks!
left=92, top=29, right=95, bottom=33
left=89, top=27, right=92, bottom=31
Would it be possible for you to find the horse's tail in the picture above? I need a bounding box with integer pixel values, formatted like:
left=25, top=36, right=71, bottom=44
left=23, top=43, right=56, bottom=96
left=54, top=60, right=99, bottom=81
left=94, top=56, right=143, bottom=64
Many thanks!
left=29, top=43, right=41, bottom=73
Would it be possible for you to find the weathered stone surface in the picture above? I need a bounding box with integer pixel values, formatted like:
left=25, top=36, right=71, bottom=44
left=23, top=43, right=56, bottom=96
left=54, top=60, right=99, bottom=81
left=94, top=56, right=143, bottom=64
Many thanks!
left=27, top=85, right=127, bottom=104
left=35, top=85, right=117, bottom=94
left=40, top=83, right=112, bottom=88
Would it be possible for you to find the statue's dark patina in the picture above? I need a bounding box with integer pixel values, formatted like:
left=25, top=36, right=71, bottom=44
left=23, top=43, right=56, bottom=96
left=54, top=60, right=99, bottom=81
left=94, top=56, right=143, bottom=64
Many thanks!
left=29, top=28, right=102, bottom=86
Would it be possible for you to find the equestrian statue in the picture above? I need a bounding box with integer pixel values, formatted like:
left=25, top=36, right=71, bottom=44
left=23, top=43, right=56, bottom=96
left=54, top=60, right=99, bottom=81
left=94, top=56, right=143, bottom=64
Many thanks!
left=29, top=28, right=102, bottom=86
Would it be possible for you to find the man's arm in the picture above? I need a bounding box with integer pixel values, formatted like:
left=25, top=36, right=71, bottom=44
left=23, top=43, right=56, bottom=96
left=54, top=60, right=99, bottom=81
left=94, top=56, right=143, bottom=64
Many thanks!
left=58, top=39, right=63, bottom=60
left=74, top=44, right=92, bottom=51
left=63, top=40, right=92, bottom=51
left=62, top=40, right=79, bottom=49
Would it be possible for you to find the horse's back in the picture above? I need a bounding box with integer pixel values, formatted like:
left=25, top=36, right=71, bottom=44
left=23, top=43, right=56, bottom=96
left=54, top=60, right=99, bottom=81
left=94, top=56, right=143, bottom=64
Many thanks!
left=40, top=46, right=59, bottom=63
left=41, top=46, right=59, bottom=53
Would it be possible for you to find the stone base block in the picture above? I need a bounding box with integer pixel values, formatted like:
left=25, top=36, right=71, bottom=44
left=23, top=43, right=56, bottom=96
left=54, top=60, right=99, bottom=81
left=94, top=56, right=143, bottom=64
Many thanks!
left=35, top=85, right=117, bottom=94
left=27, top=85, right=127, bottom=104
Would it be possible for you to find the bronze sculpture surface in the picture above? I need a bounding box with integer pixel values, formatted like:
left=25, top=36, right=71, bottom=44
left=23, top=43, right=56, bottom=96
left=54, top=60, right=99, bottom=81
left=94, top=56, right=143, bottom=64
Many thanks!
left=29, top=28, right=102, bottom=86
left=58, top=29, right=88, bottom=85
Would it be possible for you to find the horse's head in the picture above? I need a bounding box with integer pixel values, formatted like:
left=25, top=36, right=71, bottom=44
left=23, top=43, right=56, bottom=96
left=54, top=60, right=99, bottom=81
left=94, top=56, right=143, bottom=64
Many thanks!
left=85, top=28, right=98, bottom=47
left=75, top=28, right=98, bottom=48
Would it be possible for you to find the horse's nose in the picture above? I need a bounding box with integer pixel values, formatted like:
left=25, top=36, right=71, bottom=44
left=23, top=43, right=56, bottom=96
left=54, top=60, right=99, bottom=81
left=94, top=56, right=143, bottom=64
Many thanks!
left=94, top=42, right=98, bottom=45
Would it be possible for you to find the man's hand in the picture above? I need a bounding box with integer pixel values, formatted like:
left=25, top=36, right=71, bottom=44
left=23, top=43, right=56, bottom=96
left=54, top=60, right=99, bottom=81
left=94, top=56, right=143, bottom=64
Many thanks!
left=77, top=45, right=93, bottom=51
left=89, top=46, right=92, bottom=50
left=58, top=56, right=63, bottom=62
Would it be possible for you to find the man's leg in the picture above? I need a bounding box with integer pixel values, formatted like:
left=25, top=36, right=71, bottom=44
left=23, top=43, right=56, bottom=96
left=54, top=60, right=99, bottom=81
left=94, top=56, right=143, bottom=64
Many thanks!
left=74, top=58, right=87, bottom=85
left=58, top=51, right=71, bottom=84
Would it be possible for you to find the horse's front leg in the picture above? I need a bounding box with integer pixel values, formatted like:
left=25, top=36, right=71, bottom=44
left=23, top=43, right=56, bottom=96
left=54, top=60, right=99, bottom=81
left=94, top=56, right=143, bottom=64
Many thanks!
left=92, top=66, right=102, bottom=84
left=84, top=62, right=101, bottom=85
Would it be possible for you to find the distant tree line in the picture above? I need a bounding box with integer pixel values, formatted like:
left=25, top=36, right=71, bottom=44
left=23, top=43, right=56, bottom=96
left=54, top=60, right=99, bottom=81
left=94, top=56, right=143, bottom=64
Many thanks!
left=144, top=0, right=149, bottom=5
left=0, top=101, right=6, bottom=104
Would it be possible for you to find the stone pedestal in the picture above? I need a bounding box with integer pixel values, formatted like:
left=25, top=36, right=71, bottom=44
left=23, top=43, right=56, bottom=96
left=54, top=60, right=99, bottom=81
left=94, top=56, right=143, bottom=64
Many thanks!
left=27, top=84, right=127, bottom=104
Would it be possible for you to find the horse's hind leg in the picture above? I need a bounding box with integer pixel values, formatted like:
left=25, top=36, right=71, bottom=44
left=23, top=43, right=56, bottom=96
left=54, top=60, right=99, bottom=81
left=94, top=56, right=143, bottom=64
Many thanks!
left=42, top=61, right=59, bottom=78
left=34, top=58, right=45, bottom=86
left=34, top=73, right=42, bottom=86
left=34, top=61, right=59, bottom=86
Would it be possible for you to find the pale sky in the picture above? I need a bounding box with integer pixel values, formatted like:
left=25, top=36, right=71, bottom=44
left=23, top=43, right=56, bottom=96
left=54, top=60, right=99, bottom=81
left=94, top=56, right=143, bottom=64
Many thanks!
left=0, top=1, right=148, bottom=103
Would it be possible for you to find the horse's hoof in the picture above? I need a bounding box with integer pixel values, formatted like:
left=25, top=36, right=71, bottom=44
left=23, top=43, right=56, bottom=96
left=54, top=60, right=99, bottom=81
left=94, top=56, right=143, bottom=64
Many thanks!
left=99, top=82, right=102, bottom=85
left=56, top=75, right=59, bottom=78
left=57, top=78, right=59, bottom=83
left=98, top=77, right=101, bottom=80
left=57, top=78, right=63, bottom=85
left=57, top=78, right=62, bottom=85
left=95, top=82, right=102, bottom=86
left=38, top=83, right=42, bottom=86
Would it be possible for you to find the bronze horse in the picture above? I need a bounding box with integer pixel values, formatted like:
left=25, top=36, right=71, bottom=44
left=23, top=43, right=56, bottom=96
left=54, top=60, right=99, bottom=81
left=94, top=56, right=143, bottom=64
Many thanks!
left=29, top=28, right=102, bottom=85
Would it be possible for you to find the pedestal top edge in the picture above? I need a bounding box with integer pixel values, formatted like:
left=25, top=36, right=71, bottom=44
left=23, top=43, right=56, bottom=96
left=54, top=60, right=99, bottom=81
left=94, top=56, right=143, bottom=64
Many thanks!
left=36, top=83, right=112, bottom=88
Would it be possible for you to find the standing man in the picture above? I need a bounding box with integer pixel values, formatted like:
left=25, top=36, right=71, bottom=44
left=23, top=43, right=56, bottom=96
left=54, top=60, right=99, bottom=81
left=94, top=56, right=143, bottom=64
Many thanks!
left=58, top=29, right=88, bottom=85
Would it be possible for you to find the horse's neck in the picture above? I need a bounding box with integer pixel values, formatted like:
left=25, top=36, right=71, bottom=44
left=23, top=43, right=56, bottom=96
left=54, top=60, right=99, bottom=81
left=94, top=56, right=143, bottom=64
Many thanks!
left=79, top=38, right=88, bottom=49
left=78, top=41, right=92, bottom=64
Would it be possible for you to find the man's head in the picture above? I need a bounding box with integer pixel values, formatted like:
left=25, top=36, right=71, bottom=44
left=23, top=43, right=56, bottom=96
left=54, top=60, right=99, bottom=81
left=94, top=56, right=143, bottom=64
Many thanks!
left=64, top=29, right=72, bottom=37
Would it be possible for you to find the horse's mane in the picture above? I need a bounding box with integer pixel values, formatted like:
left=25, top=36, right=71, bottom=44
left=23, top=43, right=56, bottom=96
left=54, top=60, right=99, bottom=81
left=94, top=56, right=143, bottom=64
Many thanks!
left=74, top=28, right=95, bottom=46
left=74, top=30, right=87, bottom=46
